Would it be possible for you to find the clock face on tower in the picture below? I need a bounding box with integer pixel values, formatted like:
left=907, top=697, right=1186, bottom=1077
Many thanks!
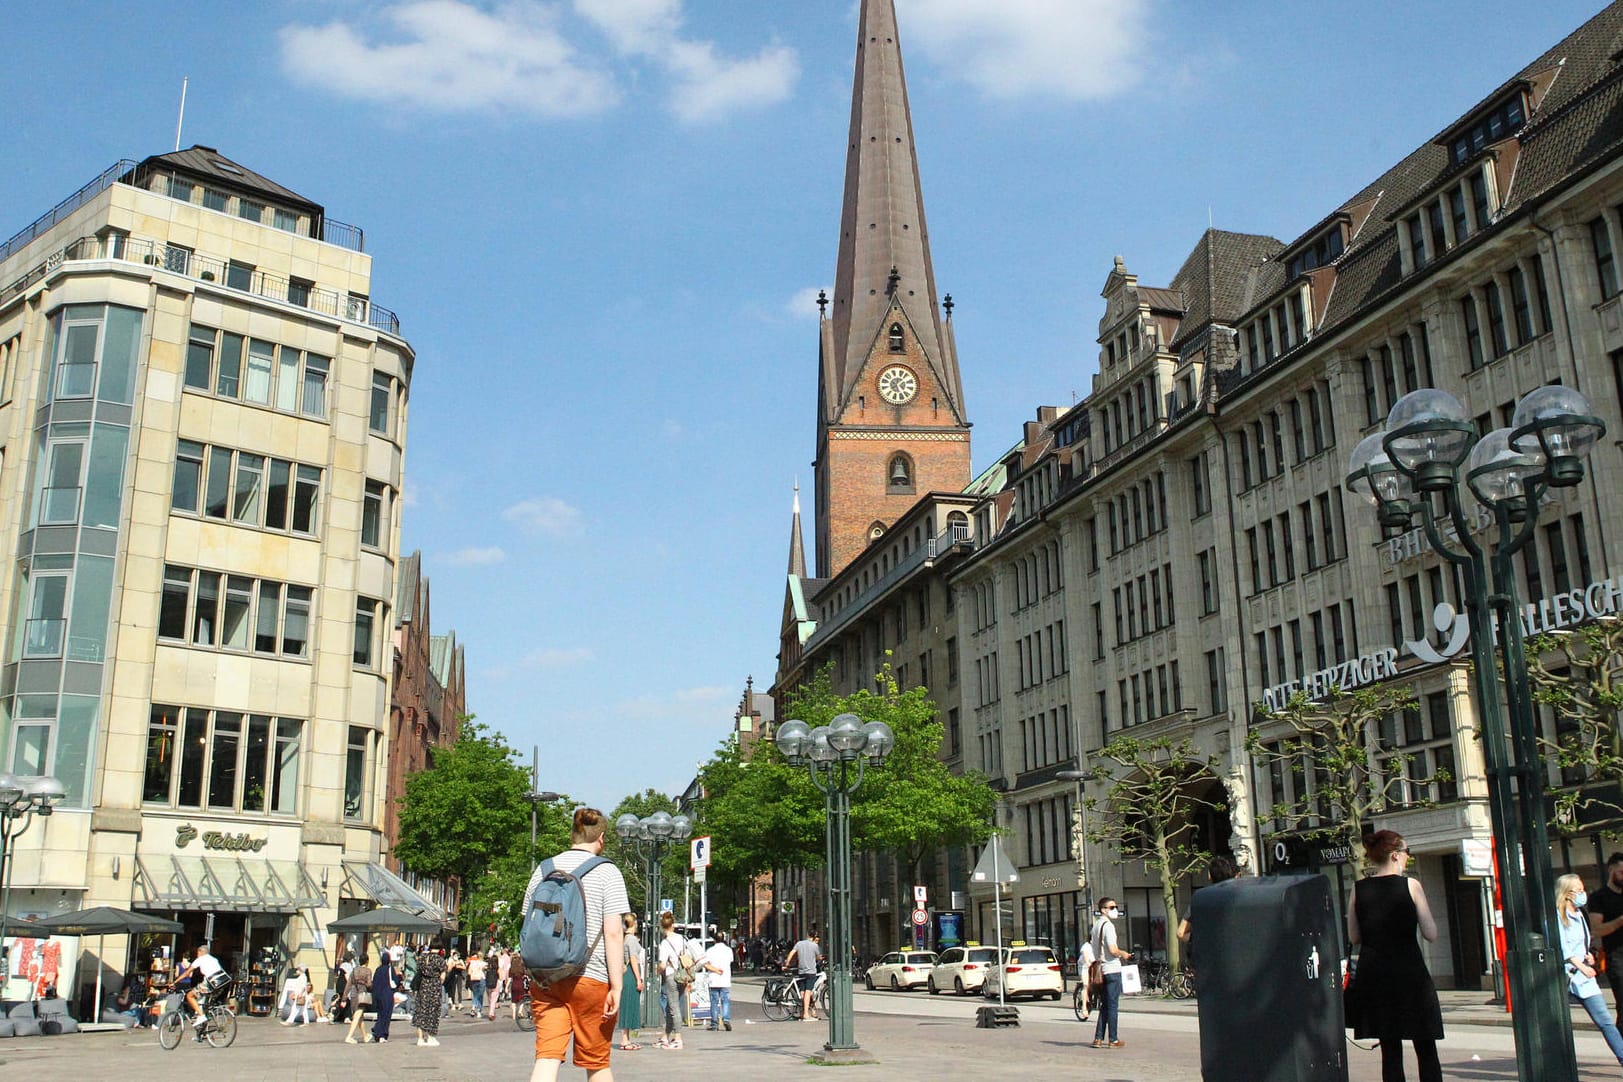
left=877, top=365, right=918, bottom=405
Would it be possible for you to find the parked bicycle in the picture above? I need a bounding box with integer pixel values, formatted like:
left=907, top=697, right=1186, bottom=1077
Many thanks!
left=761, top=971, right=829, bottom=1021
left=1133, top=957, right=1194, bottom=999
left=156, top=987, right=238, bottom=1049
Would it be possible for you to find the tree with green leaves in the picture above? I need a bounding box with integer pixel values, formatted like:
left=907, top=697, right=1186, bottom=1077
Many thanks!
left=393, top=718, right=573, bottom=939
left=1530, top=620, right=1623, bottom=833
left=1247, top=681, right=1435, bottom=879
left=1084, top=734, right=1224, bottom=977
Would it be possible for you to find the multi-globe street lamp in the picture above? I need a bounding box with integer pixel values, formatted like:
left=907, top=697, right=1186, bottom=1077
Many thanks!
left=775, top=713, right=894, bottom=1057
left=615, top=810, right=693, bottom=1028
left=0, top=772, right=66, bottom=975
left=1347, top=384, right=1605, bottom=1082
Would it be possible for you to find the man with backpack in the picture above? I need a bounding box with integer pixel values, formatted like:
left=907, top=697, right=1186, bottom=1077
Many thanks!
left=521, top=807, right=628, bottom=1082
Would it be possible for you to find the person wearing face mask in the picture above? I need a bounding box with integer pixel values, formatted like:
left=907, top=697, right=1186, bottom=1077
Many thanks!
left=1558, top=873, right=1623, bottom=1068
left=1088, top=898, right=1132, bottom=1049
left=1589, top=853, right=1623, bottom=1017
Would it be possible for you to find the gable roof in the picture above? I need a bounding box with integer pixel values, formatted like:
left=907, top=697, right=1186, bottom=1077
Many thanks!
left=135, top=145, right=323, bottom=214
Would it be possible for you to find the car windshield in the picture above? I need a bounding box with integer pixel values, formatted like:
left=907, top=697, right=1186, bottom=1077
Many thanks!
left=967, top=949, right=999, bottom=963
left=1010, top=949, right=1053, bottom=964
left=906, top=954, right=936, bottom=964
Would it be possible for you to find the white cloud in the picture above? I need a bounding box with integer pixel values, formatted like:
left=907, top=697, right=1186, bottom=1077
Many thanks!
left=502, top=496, right=585, bottom=537
left=574, top=0, right=798, bottom=123
left=896, top=0, right=1150, bottom=101
left=443, top=545, right=507, bottom=566
left=523, top=646, right=595, bottom=668
left=786, top=285, right=828, bottom=321
left=278, top=0, right=620, bottom=117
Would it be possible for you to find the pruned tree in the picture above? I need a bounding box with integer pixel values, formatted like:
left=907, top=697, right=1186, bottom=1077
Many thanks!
left=1247, top=682, right=1437, bottom=879
left=1084, top=734, right=1224, bottom=976
left=1530, top=619, right=1623, bottom=833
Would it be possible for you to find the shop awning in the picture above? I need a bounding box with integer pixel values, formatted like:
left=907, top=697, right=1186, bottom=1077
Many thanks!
left=339, top=861, right=447, bottom=922
left=133, top=855, right=325, bottom=913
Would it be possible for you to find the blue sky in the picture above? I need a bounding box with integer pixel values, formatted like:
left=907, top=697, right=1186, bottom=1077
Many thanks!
left=2, top=1, right=1607, bottom=811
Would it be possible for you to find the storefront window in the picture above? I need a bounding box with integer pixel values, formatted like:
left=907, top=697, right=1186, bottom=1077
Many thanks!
left=208, top=713, right=242, bottom=810
left=143, top=706, right=302, bottom=815
left=176, top=708, right=207, bottom=807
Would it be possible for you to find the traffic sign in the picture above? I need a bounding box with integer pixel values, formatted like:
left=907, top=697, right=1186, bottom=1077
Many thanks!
left=694, top=866, right=707, bottom=885
left=780, top=901, right=796, bottom=914
left=913, top=885, right=927, bottom=904
left=691, top=835, right=712, bottom=870
left=911, top=908, right=928, bottom=926
left=660, top=898, right=674, bottom=913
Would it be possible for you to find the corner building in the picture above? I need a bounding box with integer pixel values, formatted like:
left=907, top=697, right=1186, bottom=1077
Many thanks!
left=0, top=147, right=434, bottom=994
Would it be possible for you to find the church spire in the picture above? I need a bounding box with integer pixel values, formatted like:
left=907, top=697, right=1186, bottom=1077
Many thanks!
left=787, top=481, right=807, bottom=577
left=825, top=0, right=962, bottom=424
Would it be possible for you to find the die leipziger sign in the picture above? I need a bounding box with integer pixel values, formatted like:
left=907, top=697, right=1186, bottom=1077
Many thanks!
left=1260, top=569, right=1623, bottom=713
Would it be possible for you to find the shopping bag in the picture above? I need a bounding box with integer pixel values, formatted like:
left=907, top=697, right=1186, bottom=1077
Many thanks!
left=1118, top=964, right=1142, bottom=995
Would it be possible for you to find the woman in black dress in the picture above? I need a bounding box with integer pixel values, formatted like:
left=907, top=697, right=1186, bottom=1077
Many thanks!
left=413, top=937, right=447, bottom=1046
left=1348, top=830, right=1443, bottom=1082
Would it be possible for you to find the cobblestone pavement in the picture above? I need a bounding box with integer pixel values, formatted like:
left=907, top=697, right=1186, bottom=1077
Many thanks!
left=0, top=983, right=1618, bottom=1080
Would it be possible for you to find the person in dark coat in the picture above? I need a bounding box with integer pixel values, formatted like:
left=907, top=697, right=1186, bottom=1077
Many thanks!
left=413, top=938, right=448, bottom=1046
left=369, top=954, right=398, bottom=1044
left=1348, top=830, right=1443, bottom=1082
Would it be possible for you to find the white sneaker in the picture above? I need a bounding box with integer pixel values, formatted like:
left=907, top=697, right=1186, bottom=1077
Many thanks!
left=417, top=1038, right=427, bottom=1046
left=425, top=1037, right=440, bottom=1047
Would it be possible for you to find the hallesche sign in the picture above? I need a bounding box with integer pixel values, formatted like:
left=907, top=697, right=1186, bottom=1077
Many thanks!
left=1260, top=569, right=1623, bottom=713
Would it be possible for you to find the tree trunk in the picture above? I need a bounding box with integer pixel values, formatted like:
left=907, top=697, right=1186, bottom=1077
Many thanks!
left=1158, top=832, right=1183, bottom=975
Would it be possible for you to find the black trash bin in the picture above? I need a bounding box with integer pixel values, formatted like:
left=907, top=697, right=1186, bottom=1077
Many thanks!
left=1191, top=873, right=1347, bottom=1082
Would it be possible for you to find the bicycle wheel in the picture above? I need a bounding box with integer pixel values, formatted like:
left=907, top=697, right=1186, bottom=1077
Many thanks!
left=1169, top=970, right=1194, bottom=1000
left=516, top=1005, right=534, bottom=1031
left=815, top=982, right=829, bottom=1019
left=156, top=1011, right=184, bottom=1050
left=762, top=983, right=789, bottom=1022
left=1072, top=984, right=1088, bottom=1022
left=205, top=1006, right=238, bottom=1048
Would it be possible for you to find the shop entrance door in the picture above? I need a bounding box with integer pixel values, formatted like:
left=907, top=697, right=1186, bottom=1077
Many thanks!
left=1442, top=853, right=1487, bottom=990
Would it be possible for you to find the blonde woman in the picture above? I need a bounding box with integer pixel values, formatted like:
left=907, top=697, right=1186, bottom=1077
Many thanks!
left=1557, top=872, right=1623, bottom=1067
left=617, top=913, right=646, bottom=1050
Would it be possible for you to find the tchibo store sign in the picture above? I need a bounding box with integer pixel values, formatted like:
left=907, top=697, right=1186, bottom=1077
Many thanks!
left=1260, top=571, right=1623, bottom=712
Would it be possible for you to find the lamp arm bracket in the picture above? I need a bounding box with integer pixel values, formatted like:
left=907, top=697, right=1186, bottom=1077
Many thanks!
left=1495, top=489, right=1543, bottom=557
left=1420, top=495, right=1480, bottom=565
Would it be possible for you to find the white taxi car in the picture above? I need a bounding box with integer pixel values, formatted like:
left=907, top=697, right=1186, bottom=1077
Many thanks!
left=863, top=950, right=937, bottom=991
left=981, top=943, right=1064, bottom=1000
left=926, top=945, right=1001, bottom=995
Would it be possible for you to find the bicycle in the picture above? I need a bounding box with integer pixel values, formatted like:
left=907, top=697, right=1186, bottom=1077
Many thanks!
left=762, top=971, right=829, bottom=1021
left=157, top=986, right=239, bottom=1049
left=1133, top=958, right=1195, bottom=999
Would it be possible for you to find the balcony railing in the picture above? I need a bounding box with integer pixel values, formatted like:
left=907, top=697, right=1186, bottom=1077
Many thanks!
left=28, top=235, right=402, bottom=336
left=804, top=523, right=973, bottom=652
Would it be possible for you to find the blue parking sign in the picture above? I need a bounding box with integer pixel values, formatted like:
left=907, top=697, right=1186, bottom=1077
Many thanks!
left=660, top=899, right=674, bottom=913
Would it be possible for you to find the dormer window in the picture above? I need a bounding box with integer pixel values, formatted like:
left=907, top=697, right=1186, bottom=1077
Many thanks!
left=888, top=323, right=905, bottom=352
left=1287, top=226, right=1346, bottom=279
left=1450, top=93, right=1526, bottom=166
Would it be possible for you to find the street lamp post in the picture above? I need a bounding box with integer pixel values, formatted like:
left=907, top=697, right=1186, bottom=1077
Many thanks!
left=1055, top=769, right=1090, bottom=963
left=524, top=745, right=563, bottom=868
left=615, top=810, right=692, bottom=1031
left=0, top=772, right=67, bottom=973
left=775, top=713, right=894, bottom=1057
left=1347, top=384, right=1606, bottom=1082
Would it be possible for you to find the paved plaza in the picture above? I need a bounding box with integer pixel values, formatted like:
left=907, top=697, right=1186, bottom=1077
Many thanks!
left=4, top=981, right=1623, bottom=1081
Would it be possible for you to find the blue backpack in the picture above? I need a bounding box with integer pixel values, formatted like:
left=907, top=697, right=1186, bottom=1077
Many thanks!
left=521, top=855, right=610, bottom=987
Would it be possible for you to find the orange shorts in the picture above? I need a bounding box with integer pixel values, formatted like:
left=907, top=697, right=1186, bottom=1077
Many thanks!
left=530, top=975, right=615, bottom=1070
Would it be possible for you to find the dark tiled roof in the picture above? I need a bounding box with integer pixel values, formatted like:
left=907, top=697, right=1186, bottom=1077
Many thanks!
left=1138, top=286, right=1186, bottom=313
left=1167, top=229, right=1284, bottom=348
left=137, top=145, right=322, bottom=213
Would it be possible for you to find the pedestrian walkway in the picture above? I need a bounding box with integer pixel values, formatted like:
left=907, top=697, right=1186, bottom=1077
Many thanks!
left=0, top=982, right=1619, bottom=1081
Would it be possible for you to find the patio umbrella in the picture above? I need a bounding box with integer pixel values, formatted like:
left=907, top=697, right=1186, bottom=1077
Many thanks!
left=0, top=914, right=41, bottom=936
left=326, top=906, right=444, bottom=935
left=34, top=907, right=183, bottom=1026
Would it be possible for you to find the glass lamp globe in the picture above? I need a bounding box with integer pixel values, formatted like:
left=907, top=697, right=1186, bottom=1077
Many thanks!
left=646, top=811, right=674, bottom=838
left=1345, top=432, right=1388, bottom=505
left=808, top=727, right=838, bottom=763
left=1383, top=389, right=1474, bottom=488
left=1511, top=384, right=1605, bottom=486
left=1466, top=427, right=1545, bottom=510
left=636, top=821, right=653, bottom=842
left=1346, top=430, right=1415, bottom=527
left=0, top=772, right=22, bottom=809
left=827, top=713, right=867, bottom=754
left=615, top=813, right=641, bottom=840
left=775, top=719, right=811, bottom=762
left=861, top=720, right=896, bottom=763
left=671, top=814, right=693, bottom=840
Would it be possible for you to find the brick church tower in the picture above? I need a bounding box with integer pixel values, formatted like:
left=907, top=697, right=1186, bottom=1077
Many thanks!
left=814, top=0, right=971, bottom=579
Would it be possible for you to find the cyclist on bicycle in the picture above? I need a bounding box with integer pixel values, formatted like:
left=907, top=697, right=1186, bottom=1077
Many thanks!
left=177, top=944, right=228, bottom=1027
left=789, top=931, right=821, bottom=1022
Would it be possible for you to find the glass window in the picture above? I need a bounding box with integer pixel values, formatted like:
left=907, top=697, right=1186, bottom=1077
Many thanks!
left=1485, top=282, right=1509, bottom=357
left=238, top=199, right=264, bottom=223
left=185, top=327, right=215, bottom=389
left=243, top=716, right=270, bottom=812
left=167, top=178, right=194, bottom=201
left=345, top=726, right=369, bottom=819
left=265, top=459, right=291, bottom=530
left=58, top=322, right=99, bottom=398
left=225, top=261, right=253, bottom=291
left=362, top=481, right=385, bottom=548
left=208, top=713, right=241, bottom=810
left=24, top=574, right=68, bottom=657
left=292, top=466, right=320, bottom=534
left=159, top=566, right=191, bottom=640
left=370, top=373, right=392, bottom=435
left=233, top=453, right=263, bottom=523
left=222, top=576, right=252, bottom=650
left=173, top=440, right=204, bottom=513
left=287, top=278, right=312, bottom=308
left=202, top=188, right=229, bottom=212
left=192, top=572, right=220, bottom=646
left=354, top=598, right=377, bottom=667
left=144, top=705, right=180, bottom=803
left=283, top=586, right=311, bottom=656
left=1461, top=297, right=1485, bottom=370
left=216, top=332, right=243, bottom=397
left=244, top=339, right=274, bottom=404
left=1449, top=188, right=1470, bottom=243
left=255, top=582, right=281, bottom=654
left=275, top=347, right=300, bottom=412
left=271, top=719, right=301, bottom=814
left=40, top=441, right=84, bottom=525
left=1594, top=218, right=1620, bottom=300
left=273, top=209, right=298, bottom=232
left=163, top=244, right=192, bottom=275
left=301, top=355, right=328, bottom=418
left=204, top=447, right=233, bottom=518
left=1509, top=267, right=1534, bottom=345
left=1470, top=170, right=1492, bottom=230
left=176, top=707, right=207, bottom=807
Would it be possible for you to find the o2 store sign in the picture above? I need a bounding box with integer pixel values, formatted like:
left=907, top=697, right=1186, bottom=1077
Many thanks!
left=1261, top=571, right=1623, bottom=712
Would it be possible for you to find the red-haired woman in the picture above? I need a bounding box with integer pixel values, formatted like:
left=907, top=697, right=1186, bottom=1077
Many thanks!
left=1348, top=831, right=1443, bottom=1082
